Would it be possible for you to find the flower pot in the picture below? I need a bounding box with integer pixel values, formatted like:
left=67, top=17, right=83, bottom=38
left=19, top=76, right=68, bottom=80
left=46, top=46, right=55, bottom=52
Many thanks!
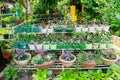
left=72, top=43, right=79, bottom=49
left=79, top=43, right=86, bottom=50
left=36, top=44, right=43, bottom=49
left=6, top=24, right=10, bottom=28
left=41, top=29, right=47, bottom=34
left=43, top=44, right=50, bottom=50
left=75, top=27, right=82, bottom=32
left=14, top=53, right=31, bottom=66
left=54, top=27, right=63, bottom=32
left=31, top=55, right=56, bottom=68
left=2, top=53, right=11, bottom=59
left=57, top=43, right=63, bottom=49
left=101, top=56, right=118, bottom=66
left=28, top=44, right=35, bottom=50
left=33, top=27, right=40, bottom=33
left=50, top=44, right=57, bottom=50
left=17, top=27, right=24, bottom=33
left=25, top=27, right=32, bottom=33
left=103, top=26, right=110, bottom=32
left=89, top=27, right=95, bottom=33
left=13, top=44, right=19, bottom=49
left=107, top=42, right=114, bottom=49
left=63, top=44, right=70, bottom=50
left=86, top=43, right=93, bottom=49
left=3, top=34, right=9, bottom=39
left=93, top=43, right=99, bottom=49
left=82, top=60, right=97, bottom=68
left=96, top=27, right=103, bottom=31
left=82, top=27, right=88, bottom=32
left=19, top=43, right=27, bottom=49
left=59, top=54, right=76, bottom=67
left=48, top=28, right=53, bottom=33
left=99, top=43, right=106, bottom=49
left=64, top=27, right=75, bottom=32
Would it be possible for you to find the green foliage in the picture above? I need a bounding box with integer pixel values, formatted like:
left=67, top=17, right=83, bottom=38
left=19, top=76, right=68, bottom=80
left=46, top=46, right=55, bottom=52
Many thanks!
left=32, top=69, right=53, bottom=80
left=4, top=65, right=18, bottom=80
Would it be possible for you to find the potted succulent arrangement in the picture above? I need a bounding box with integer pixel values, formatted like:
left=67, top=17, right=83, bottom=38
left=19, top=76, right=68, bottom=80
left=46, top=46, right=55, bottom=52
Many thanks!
left=77, top=51, right=97, bottom=68
left=13, top=49, right=31, bottom=66
left=0, top=41, right=13, bottom=59
left=59, top=50, right=76, bottom=67
left=64, top=20, right=75, bottom=32
left=101, top=50, right=118, bottom=66
left=85, top=33, right=93, bottom=49
left=31, top=44, right=56, bottom=68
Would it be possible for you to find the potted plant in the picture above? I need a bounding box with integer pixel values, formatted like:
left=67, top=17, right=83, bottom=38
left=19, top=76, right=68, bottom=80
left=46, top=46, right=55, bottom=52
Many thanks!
left=101, top=50, right=118, bottom=66
left=31, top=45, right=56, bottom=68
left=64, top=20, right=75, bottom=32
left=32, top=69, right=53, bottom=80
left=13, top=39, right=19, bottom=49
left=24, top=22, right=32, bottom=33
left=13, top=49, right=31, bottom=66
left=33, top=24, right=41, bottom=33
left=75, top=24, right=82, bottom=32
left=16, top=25, right=24, bottom=33
left=41, top=23, right=47, bottom=34
left=59, top=50, right=76, bottom=67
left=54, top=22, right=63, bottom=32
left=47, top=22, right=53, bottom=33
left=50, top=34, right=57, bottom=50
left=1, top=41, right=13, bottom=59
left=77, top=51, right=97, bottom=68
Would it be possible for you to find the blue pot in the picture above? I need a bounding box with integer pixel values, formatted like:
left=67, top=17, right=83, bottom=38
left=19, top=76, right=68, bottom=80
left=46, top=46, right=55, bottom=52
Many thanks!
left=25, top=27, right=32, bottom=33
left=17, top=27, right=23, bottom=33
left=13, top=44, right=19, bottom=48
left=19, top=43, right=27, bottom=49
left=33, top=27, right=40, bottom=33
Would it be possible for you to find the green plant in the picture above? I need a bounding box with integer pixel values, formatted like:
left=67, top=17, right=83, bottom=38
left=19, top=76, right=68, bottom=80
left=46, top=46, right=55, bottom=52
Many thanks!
left=32, top=69, right=53, bottom=80
left=57, top=70, right=78, bottom=80
left=4, top=65, right=18, bottom=80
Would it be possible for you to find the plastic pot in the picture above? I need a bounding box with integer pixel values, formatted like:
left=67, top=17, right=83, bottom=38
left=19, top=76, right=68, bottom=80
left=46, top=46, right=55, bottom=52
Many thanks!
left=25, top=27, right=32, bottom=33
left=43, top=44, right=50, bottom=50
left=33, top=27, right=40, bottom=33
left=19, top=43, right=27, bottom=49
left=63, top=44, right=70, bottom=50
left=107, top=42, right=114, bottom=49
left=64, top=27, right=75, bottom=32
left=86, top=43, right=93, bottom=49
left=50, top=44, right=57, bottom=50
left=17, top=27, right=24, bottom=33
left=89, top=27, right=95, bottom=33
left=96, top=27, right=103, bottom=31
left=79, top=43, right=86, bottom=50
left=75, top=27, right=82, bottom=32
left=3, top=34, right=9, bottom=39
left=41, top=29, right=47, bottom=34
left=72, top=43, right=79, bottom=49
left=54, top=27, right=63, bottom=32
left=99, top=43, right=106, bottom=49
left=57, top=43, right=63, bottom=49
left=48, top=28, right=53, bottom=33
left=13, top=44, right=19, bottom=49
left=82, top=27, right=88, bottom=32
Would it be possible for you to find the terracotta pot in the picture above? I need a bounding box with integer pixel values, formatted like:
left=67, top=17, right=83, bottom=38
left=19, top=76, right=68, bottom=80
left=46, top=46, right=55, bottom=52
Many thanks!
left=101, top=56, right=118, bottom=66
left=2, top=53, right=11, bottom=59
left=82, top=60, right=97, bottom=68
left=59, top=54, right=76, bottom=67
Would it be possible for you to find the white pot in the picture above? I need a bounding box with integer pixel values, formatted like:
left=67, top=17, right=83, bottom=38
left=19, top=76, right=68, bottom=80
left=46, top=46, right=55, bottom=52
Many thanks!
left=48, top=28, right=53, bottom=33
left=103, top=26, right=110, bottom=32
left=6, top=24, right=10, bottom=28
left=96, top=27, right=103, bottom=31
left=75, top=27, right=82, bottom=32
left=82, top=27, right=88, bottom=32
left=41, top=29, right=47, bottom=33
left=36, top=44, right=43, bottom=49
left=13, top=53, right=31, bottom=66
left=29, top=44, right=35, bottom=50
left=89, top=27, right=95, bottom=33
